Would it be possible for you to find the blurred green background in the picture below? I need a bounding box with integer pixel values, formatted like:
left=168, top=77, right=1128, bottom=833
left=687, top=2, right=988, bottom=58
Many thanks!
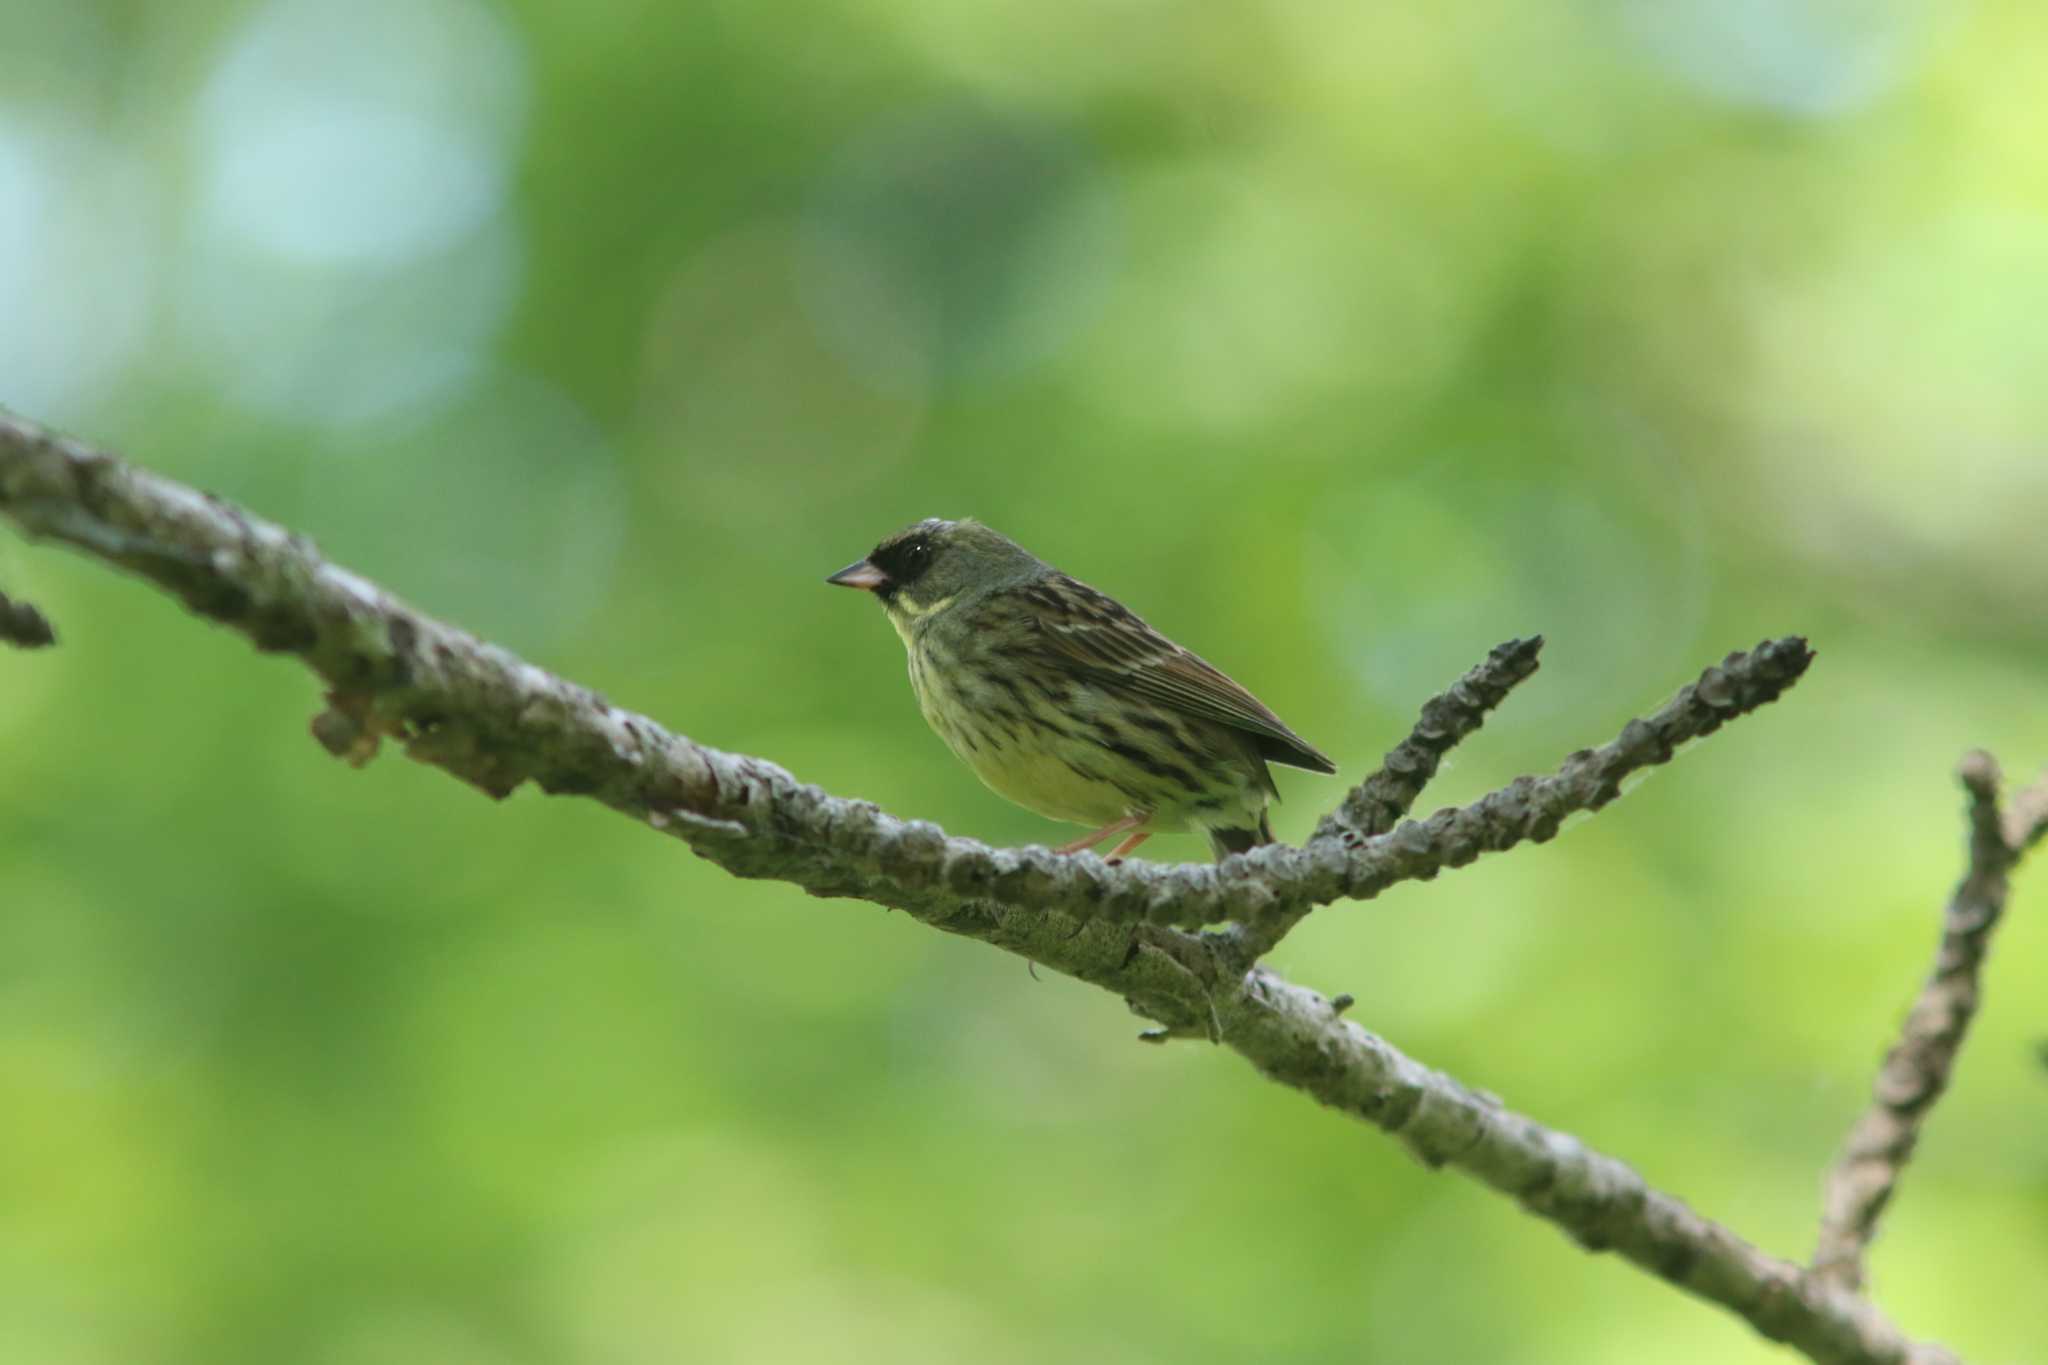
left=4, top=0, right=2046, bottom=1360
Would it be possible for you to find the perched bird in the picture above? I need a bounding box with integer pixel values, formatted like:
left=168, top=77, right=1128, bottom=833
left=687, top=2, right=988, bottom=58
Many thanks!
left=827, top=518, right=1336, bottom=863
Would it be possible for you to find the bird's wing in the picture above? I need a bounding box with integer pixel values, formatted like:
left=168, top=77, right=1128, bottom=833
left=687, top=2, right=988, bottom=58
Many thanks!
left=1017, top=575, right=1337, bottom=774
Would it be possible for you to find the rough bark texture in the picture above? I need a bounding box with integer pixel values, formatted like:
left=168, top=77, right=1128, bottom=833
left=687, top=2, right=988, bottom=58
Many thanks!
left=1222, top=634, right=1546, bottom=960
left=0, top=410, right=1976, bottom=1365
left=1812, top=753, right=2044, bottom=1291
left=1230, top=632, right=1807, bottom=959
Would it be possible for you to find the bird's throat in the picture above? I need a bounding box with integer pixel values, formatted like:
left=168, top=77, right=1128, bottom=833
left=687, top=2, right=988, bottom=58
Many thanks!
left=885, top=593, right=955, bottom=648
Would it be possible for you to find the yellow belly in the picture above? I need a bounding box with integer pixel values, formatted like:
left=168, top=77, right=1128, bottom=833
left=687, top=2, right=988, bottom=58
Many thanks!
left=961, top=724, right=1168, bottom=829
left=910, top=660, right=1140, bottom=826
left=900, top=633, right=1262, bottom=835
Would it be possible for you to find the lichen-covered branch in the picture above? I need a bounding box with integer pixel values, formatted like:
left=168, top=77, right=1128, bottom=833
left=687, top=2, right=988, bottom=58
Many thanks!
left=1223, top=634, right=1544, bottom=960
left=0, top=410, right=1813, bottom=934
left=0, top=411, right=1958, bottom=1365
left=1813, top=752, right=2035, bottom=1293
left=1310, top=634, right=1547, bottom=850
left=2004, top=771, right=2048, bottom=855
left=1223, top=634, right=1814, bottom=953
left=1222, top=969, right=1956, bottom=1365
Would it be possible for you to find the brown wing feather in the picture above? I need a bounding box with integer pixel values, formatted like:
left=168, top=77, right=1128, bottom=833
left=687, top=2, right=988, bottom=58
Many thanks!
left=1017, top=574, right=1337, bottom=774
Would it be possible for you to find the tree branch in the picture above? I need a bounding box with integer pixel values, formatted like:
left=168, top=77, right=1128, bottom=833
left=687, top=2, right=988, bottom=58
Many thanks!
left=0, top=411, right=1960, bottom=1365
left=1222, top=634, right=1815, bottom=957
left=1311, top=634, right=1547, bottom=849
left=1216, top=634, right=1544, bottom=960
left=2004, top=770, right=2048, bottom=855
left=1813, top=751, right=2034, bottom=1293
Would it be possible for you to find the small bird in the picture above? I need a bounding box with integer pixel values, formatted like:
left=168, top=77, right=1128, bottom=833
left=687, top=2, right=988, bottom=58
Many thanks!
left=827, top=518, right=1336, bottom=863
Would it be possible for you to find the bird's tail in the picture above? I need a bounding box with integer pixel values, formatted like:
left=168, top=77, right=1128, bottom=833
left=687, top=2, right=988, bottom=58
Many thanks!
left=1208, top=811, right=1274, bottom=861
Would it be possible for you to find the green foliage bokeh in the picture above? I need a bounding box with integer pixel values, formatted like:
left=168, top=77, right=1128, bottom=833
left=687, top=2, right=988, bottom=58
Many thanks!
left=3, top=0, right=2046, bottom=1361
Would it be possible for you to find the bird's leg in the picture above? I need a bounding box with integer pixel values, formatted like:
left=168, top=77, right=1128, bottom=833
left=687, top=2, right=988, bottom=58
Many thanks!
left=1055, top=812, right=1148, bottom=856
left=1104, top=831, right=1152, bottom=865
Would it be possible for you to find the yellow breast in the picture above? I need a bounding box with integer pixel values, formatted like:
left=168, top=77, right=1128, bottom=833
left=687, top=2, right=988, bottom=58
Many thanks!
left=901, top=630, right=1200, bottom=832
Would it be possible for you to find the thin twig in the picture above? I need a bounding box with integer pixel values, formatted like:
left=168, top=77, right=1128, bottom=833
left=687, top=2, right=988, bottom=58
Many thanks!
left=1813, top=751, right=2030, bottom=1293
left=2004, top=771, right=2048, bottom=855
left=0, top=411, right=1957, bottom=1365
left=1224, top=637, right=1815, bottom=948
left=1222, top=634, right=1545, bottom=961
left=1310, top=634, right=1546, bottom=848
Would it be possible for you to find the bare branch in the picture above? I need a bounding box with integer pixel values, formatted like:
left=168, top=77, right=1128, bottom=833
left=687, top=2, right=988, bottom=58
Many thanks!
left=0, top=415, right=1817, bottom=936
left=2005, top=770, right=2048, bottom=855
left=1227, top=969, right=1958, bottom=1365
left=1813, top=751, right=2030, bottom=1293
left=1223, top=635, right=1815, bottom=953
left=1311, top=635, right=1546, bottom=848
left=1222, top=634, right=1544, bottom=961
left=0, top=585, right=55, bottom=648
left=0, top=412, right=1958, bottom=1365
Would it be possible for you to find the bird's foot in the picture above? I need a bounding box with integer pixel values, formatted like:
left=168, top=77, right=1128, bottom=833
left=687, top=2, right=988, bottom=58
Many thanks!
left=1055, top=812, right=1149, bottom=856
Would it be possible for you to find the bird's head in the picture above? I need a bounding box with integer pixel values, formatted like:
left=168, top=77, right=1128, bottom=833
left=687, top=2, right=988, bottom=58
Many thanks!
left=826, top=518, right=1041, bottom=623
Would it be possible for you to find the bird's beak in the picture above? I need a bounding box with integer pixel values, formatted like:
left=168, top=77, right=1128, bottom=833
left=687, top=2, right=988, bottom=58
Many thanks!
left=826, top=559, right=891, bottom=592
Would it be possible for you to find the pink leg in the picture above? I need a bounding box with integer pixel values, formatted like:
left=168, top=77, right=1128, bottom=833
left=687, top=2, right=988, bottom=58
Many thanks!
left=1104, top=830, right=1151, bottom=864
left=1055, top=812, right=1147, bottom=856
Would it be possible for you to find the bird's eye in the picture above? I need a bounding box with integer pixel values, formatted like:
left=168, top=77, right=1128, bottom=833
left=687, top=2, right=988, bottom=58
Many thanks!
left=872, top=534, right=935, bottom=586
